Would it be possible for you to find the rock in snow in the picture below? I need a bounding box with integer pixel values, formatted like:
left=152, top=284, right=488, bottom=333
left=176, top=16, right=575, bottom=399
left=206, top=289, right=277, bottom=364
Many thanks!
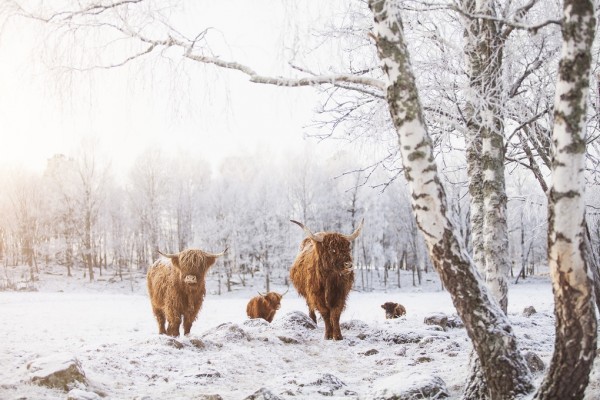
left=27, top=353, right=87, bottom=391
left=371, top=372, right=448, bottom=400
left=243, top=387, right=284, bottom=400
left=67, top=388, right=102, bottom=400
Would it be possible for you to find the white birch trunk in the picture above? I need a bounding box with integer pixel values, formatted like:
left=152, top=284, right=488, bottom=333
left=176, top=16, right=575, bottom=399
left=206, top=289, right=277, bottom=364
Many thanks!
left=534, top=0, right=597, bottom=397
left=368, top=1, right=533, bottom=398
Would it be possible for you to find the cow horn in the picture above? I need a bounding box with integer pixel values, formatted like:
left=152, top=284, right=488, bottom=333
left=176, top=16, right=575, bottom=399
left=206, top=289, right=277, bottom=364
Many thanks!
left=258, top=291, right=266, bottom=297
left=206, top=247, right=228, bottom=258
left=343, top=218, right=364, bottom=241
left=290, top=220, right=323, bottom=242
left=282, top=287, right=289, bottom=296
left=158, top=250, right=178, bottom=259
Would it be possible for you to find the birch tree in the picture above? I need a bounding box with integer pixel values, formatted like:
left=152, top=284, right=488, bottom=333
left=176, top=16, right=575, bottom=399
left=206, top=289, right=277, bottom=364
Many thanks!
left=535, top=0, right=597, bottom=396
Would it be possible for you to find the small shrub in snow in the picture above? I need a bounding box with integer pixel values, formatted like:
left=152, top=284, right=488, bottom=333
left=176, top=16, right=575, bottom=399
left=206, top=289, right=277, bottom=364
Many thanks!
left=446, top=315, right=464, bottom=329
left=201, top=323, right=250, bottom=342
left=524, top=351, right=545, bottom=373
left=340, top=319, right=371, bottom=331
left=523, top=306, right=537, bottom=317
left=272, top=311, right=317, bottom=331
left=371, top=372, right=448, bottom=399
left=243, top=387, right=284, bottom=400
left=423, top=313, right=448, bottom=330
left=27, top=353, right=87, bottom=392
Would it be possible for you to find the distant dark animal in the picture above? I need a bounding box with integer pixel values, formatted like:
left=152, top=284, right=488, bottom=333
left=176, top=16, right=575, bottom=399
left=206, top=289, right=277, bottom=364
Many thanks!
left=289, top=219, right=363, bottom=340
left=246, top=289, right=288, bottom=323
left=381, top=302, right=406, bottom=319
left=147, top=248, right=226, bottom=336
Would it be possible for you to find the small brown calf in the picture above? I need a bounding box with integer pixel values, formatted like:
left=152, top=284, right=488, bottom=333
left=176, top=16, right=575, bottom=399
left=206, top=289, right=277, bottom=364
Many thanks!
left=246, top=291, right=287, bottom=323
left=381, top=302, right=406, bottom=319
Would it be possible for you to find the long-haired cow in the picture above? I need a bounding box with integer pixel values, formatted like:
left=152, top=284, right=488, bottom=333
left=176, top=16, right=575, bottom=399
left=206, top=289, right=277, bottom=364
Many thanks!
left=289, top=219, right=363, bottom=340
left=147, top=248, right=226, bottom=336
left=246, top=289, right=288, bottom=323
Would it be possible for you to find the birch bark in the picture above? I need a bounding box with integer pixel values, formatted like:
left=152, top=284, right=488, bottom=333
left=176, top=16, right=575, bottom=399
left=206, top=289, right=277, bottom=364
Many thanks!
left=368, top=1, right=533, bottom=398
left=534, top=0, right=597, bottom=397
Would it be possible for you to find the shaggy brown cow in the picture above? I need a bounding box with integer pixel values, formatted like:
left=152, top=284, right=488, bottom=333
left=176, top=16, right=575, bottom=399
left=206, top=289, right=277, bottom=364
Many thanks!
left=147, top=247, right=226, bottom=336
left=289, top=219, right=363, bottom=340
left=381, top=302, right=406, bottom=319
left=246, top=289, right=288, bottom=323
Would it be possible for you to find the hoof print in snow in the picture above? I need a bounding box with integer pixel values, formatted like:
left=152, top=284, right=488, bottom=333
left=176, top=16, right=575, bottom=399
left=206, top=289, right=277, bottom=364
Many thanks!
left=418, top=335, right=446, bottom=347
left=524, top=351, right=545, bottom=373
left=423, top=313, right=448, bottom=330
left=306, top=373, right=346, bottom=396
left=67, top=388, right=102, bottom=400
left=340, top=320, right=370, bottom=331
left=244, top=319, right=270, bottom=328
left=165, top=338, right=184, bottom=349
left=523, top=306, right=537, bottom=317
left=360, top=349, right=379, bottom=356
left=415, top=356, right=434, bottom=364
left=372, top=372, right=448, bottom=399
left=189, top=338, right=206, bottom=349
left=28, top=353, right=87, bottom=392
left=243, top=387, right=284, bottom=400
left=202, top=323, right=249, bottom=342
left=273, top=311, right=317, bottom=330
left=278, top=335, right=301, bottom=344
left=447, top=315, right=464, bottom=329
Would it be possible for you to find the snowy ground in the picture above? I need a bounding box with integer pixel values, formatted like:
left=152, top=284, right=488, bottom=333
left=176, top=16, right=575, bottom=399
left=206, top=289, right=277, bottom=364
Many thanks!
left=1, top=266, right=599, bottom=399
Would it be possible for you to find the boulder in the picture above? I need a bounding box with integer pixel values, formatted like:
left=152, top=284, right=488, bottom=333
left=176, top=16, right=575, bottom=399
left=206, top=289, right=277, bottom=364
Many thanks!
left=28, top=353, right=87, bottom=392
left=372, top=372, right=449, bottom=400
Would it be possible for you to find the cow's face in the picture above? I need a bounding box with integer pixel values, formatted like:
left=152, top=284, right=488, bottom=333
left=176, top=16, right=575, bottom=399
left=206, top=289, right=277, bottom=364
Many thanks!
left=381, top=302, right=398, bottom=318
left=264, top=292, right=283, bottom=309
left=169, top=250, right=217, bottom=286
left=320, top=234, right=353, bottom=271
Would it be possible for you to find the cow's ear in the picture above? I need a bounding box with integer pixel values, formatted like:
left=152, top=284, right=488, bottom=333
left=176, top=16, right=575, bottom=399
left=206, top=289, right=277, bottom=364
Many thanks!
left=381, top=304, right=385, bottom=309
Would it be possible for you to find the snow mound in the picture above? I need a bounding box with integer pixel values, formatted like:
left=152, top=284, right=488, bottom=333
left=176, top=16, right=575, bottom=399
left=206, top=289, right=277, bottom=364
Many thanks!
left=202, top=322, right=250, bottom=342
left=371, top=372, right=449, bottom=399
left=272, top=311, right=317, bottom=331
left=27, top=353, right=87, bottom=391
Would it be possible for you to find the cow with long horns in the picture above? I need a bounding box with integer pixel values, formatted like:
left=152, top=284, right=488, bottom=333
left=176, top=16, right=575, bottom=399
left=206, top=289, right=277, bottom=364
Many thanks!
left=246, top=289, right=288, bottom=323
left=147, top=247, right=226, bottom=336
left=289, top=219, right=363, bottom=340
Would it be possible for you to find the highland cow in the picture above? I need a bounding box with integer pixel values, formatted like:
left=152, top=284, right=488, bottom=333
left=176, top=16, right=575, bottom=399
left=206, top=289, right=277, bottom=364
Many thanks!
left=381, top=302, right=407, bottom=319
left=289, top=219, right=363, bottom=340
left=147, top=248, right=226, bottom=336
left=246, top=290, right=288, bottom=323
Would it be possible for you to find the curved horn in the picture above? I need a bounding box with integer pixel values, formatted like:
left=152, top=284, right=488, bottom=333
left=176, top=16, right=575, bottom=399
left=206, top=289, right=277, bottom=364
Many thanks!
left=282, top=287, right=289, bottom=296
left=290, top=220, right=323, bottom=242
left=343, top=218, right=364, bottom=241
left=206, top=247, right=228, bottom=258
left=158, top=250, right=178, bottom=259
left=258, top=291, right=266, bottom=297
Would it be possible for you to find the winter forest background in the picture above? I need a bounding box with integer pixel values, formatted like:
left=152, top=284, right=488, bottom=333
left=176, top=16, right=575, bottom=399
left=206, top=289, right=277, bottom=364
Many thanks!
left=4, top=0, right=600, bottom=293
left=2, top=0, right=600, bottom=398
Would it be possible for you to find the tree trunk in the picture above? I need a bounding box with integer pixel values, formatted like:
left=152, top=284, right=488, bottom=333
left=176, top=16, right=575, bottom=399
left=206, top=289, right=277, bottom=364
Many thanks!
left=368, top=2, right=533, bottom=398
left=534, top=0, right=597, bottom=397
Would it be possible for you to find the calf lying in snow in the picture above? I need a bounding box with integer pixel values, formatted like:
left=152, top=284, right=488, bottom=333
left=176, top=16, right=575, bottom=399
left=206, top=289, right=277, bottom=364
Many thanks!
left=381, top=302, right=406, bottom=319
left=246, top=291, right=287, bottom=323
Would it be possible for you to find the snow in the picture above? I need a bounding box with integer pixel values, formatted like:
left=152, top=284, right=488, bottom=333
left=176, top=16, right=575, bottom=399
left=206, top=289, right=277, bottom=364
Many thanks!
left=0, top=268, right=599, bottom=399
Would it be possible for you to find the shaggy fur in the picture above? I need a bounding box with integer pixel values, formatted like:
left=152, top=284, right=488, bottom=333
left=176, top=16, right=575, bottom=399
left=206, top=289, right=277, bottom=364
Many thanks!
left=147, top=248, right=223, bottom=336
left=290, top=225, right=360, bottom=340
left=381, top=302, right=407, bottom=319
left=246, top=292, right=283, bottom=323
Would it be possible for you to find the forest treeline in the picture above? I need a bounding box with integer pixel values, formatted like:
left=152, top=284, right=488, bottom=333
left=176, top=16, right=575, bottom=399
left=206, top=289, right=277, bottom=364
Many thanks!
left=0, top=142, right=555, bottom=291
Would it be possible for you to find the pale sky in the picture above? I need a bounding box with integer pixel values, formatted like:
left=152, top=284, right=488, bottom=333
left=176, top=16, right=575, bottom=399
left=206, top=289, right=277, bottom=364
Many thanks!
left=0, top=1, right=352, bottom=175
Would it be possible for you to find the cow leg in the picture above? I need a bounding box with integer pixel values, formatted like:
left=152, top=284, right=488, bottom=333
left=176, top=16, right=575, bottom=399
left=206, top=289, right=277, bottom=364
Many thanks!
left=266, top=310, right=276, bottom=323
left=308, top=307, right=317, bottom=324
left=330, top=308, right=343, bottom=340
left=321, top=310, right=333, bottom=340
left=152, top=307, right=167, bottom=335
left=183, top=313, right=195, bottom=335
left=166, top=315, right=182, bottom=337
